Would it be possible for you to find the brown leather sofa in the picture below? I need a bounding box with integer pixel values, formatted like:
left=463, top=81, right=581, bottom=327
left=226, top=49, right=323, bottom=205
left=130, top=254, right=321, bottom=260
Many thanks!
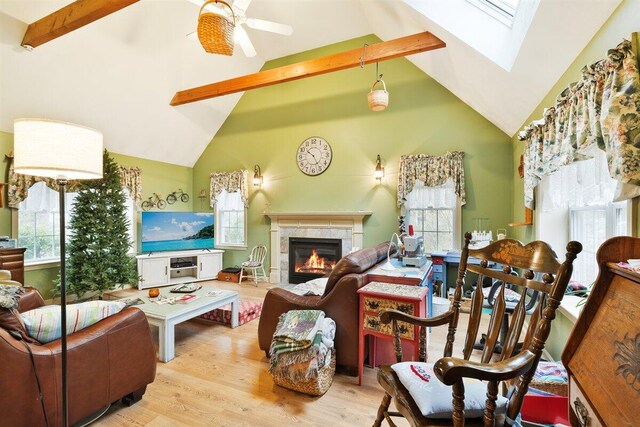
left=0, top=287, right=157, bottom=427
left=258, top=242, right=394, bottom=376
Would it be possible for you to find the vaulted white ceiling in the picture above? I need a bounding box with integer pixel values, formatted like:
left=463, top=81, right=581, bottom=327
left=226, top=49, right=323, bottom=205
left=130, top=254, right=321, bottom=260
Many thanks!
left=0, top=0, right=623, bottom=166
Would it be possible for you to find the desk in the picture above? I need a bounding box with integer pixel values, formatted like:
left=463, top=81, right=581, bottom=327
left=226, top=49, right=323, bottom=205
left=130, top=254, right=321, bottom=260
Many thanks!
left=430, top=250, right=493, bottom=296
left=357, top=282, right=428, bottom=385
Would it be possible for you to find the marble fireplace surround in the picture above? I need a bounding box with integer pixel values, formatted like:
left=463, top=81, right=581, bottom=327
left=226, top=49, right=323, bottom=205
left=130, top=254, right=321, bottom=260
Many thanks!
left=263, top=211, right=372, bottom=284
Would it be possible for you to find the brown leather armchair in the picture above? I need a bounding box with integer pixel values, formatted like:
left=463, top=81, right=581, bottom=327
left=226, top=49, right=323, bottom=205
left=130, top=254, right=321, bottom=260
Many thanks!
left=258, top=242, right=394, bottom=376
left=0, top=288, right=157, bottom=427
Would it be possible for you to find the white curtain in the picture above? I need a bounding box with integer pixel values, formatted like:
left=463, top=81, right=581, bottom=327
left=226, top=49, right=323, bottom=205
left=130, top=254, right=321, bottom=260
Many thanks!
left=538, top=149, right=640, bottom=212
left=215, top=190, right=243, bottom=210
left=404, top=179, right=457, bottom=210
left=19, top=182, right=77, bottom=213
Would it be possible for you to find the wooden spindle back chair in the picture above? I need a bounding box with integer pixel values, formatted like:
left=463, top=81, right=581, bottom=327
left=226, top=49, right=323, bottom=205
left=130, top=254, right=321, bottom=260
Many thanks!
left=373, top=232, right=582, bottom=426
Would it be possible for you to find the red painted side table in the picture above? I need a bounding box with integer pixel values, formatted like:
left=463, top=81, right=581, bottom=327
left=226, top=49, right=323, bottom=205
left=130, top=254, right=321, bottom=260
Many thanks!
left=357, top=281, right=428, bottom=385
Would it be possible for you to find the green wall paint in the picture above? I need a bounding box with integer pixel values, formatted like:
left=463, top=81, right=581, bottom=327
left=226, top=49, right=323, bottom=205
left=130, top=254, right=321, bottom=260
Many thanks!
left=510, top=0, right=640, bottom=359
left=193, top=35, right=513, bottom=271
left=0, top=131, right=193, bottom=298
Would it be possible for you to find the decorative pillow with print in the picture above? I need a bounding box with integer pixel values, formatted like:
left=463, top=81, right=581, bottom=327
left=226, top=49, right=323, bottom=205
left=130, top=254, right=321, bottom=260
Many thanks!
left=21, top=300, right=126, bottom=344
left=391, top=361, right=509, bottom=418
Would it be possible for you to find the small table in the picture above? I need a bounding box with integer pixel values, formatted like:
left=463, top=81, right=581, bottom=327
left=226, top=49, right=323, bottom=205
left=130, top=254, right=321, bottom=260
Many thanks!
left=357, top=281, right=428, bottom=385
left=367, top=258, right=433, bottom=315
left=135, top=285, right=239, bottom=362
left=430, top=250, right=494, bottom=296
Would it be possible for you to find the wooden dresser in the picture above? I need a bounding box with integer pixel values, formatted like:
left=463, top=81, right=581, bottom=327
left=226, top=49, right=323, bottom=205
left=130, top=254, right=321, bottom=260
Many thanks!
left=0, top=247, right=26, bottom=284
left=562, top=236, right=640, bottom=426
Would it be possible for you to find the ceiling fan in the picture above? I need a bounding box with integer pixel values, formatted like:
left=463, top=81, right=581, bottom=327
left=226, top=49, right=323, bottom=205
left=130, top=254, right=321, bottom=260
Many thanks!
left=187, top=0, right=293, bottom=57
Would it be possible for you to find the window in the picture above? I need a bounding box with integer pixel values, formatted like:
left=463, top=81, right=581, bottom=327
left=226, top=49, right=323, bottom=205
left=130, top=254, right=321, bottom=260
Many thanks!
left=570, top=202, right=628, bottom=285
left=16, top=182, right=136, bottom=264
left=536, top=150, right=632, bottom=286
left=17, top=182, right=77, bottom=264
left=467, top=0, right=519, bottom=26
left=214, top=190, right=246, bottom=248
left=404, top=180, right=461, bottom=254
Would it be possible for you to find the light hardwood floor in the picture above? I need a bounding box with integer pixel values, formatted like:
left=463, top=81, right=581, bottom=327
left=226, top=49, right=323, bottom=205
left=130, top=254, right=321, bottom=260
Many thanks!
left=97, top=280, right=472, bottom=427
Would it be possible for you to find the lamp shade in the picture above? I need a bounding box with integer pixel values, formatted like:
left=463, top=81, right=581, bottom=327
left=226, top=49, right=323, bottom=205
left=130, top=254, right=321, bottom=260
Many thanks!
left=14, top=118, right=103, bottom=180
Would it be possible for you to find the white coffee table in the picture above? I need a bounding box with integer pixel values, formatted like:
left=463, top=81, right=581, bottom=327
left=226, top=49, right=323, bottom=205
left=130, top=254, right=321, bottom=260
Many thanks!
left=135, top=285, right=239, bottom=362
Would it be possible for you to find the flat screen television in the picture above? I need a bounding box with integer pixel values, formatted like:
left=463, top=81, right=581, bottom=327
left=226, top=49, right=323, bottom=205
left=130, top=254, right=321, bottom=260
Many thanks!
left=141, top=212, right=214, bottom=253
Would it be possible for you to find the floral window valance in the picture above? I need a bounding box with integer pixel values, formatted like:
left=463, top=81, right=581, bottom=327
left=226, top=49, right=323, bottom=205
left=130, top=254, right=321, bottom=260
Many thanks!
left=118, top=166, right=143, bottom=206
left=8, top=161, right=143, bottom=209
left=210, top=170, right=249, bottom=208
left=397, top=151, right=466, bottom=208
left=518, top=37, right=640, bottom=209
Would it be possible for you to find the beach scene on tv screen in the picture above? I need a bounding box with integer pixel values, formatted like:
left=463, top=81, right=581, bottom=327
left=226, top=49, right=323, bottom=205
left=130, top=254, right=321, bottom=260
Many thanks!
left=142, top=212, right=214, bottom=252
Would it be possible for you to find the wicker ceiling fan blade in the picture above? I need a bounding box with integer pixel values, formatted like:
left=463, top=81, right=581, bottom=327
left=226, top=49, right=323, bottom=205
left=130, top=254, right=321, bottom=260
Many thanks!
left=245, top=18, right=292, bottom=36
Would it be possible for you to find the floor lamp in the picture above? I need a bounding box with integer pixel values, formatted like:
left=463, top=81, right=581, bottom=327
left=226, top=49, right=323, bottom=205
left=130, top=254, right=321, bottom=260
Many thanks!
left=13, top=119, right=103, bottom=427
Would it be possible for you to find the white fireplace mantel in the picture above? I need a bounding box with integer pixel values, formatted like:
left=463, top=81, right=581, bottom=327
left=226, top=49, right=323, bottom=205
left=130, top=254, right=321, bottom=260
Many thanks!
left=263, top=211, right=372, bottom=283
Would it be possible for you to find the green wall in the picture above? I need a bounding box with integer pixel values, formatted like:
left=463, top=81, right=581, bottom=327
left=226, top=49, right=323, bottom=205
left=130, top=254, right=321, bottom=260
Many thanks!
left=0, top=131, right=193, bottom=298
left=509, top=0, right=640, bottom=359
left=193, top=35, right=513, bottom=271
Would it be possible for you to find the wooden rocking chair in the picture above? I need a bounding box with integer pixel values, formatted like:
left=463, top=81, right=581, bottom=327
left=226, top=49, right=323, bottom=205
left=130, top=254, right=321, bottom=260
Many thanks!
left=373, top=232, right=582, bottom=426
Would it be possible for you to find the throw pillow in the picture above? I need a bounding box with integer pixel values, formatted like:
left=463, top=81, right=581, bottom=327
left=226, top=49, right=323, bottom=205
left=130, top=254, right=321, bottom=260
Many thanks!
left=0, top=285, right=40, bottom=344
left=290, top=278, right=329, bottom=296
left=391, top=362, right=509, bottom=418
left=21, top=300, right=126, bottom=344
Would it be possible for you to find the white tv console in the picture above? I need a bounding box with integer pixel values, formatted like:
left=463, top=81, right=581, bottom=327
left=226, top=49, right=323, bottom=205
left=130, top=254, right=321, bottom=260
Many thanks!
left=135, top=249, right=224, bottom=290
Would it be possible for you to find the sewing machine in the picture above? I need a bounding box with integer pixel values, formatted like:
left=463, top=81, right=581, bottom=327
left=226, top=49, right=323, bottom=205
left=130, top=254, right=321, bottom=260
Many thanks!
left=402, top=235, right=427, bottom=268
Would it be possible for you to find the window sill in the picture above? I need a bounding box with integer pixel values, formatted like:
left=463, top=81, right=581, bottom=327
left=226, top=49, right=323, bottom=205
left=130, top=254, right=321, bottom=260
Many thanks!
left=215, top=245, right=248, bottom=250
left=25, top=260, right=60, bottom=271
left=558, top=295, right=586, bottom=323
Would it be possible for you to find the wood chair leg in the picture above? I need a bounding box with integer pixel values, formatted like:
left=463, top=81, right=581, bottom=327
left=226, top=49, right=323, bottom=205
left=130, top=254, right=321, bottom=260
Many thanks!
left=239, top=268, right=244, bottom=284
left=373, top=393, right=392, bottom=427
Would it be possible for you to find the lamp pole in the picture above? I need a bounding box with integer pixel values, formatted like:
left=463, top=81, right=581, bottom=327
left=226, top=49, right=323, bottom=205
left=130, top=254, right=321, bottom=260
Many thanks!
left=58, top=178, right=68, bottom=427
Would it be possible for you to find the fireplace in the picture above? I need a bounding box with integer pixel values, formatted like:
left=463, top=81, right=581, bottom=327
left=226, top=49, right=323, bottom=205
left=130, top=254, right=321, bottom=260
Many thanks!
left=288, top=238, right=342, bottom=284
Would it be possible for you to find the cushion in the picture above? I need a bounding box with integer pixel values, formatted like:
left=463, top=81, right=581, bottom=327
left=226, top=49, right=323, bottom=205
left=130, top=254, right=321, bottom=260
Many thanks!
left=391, top=362, right=508, bottom=419
left=21, top=300, right=126, bottom=344
left=290, top=278, right=329, bottom=296
left=242, top=260, right=262, bottom=267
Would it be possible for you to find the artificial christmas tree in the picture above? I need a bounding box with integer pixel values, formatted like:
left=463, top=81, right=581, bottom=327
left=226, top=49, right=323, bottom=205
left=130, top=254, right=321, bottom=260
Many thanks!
left=65, top=151, right=137, bottom=298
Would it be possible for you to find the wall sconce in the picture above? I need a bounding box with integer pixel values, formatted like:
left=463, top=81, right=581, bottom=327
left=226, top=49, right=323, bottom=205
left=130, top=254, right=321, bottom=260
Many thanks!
left=374, top=155, right=385, bottom=182
left=253, top=164, right=263, bottom=188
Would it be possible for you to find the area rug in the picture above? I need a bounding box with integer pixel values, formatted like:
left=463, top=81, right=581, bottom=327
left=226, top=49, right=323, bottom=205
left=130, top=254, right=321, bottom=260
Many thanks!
left=198, top=298, right=262, bottom=327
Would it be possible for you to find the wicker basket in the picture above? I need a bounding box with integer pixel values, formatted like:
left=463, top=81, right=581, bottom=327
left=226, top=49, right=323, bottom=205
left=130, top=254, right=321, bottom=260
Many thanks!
left=367, top=79, right=389, bottom=111
left=197, top=0, right=235, bottom=56
left=273, top=351, right=336, bottom=396
left=529, top=379, right=568, bottom=397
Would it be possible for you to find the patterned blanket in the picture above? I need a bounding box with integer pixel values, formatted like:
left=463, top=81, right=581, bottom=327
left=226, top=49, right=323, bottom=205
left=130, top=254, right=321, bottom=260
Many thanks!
left=269, top=310, right=328, bottom=381
left=272, top=309, right=325, bottom=345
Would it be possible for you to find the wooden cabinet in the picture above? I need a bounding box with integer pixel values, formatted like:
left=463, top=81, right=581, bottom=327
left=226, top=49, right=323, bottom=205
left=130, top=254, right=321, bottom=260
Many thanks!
left=357, top=281, right=428, bottom=385
left=136, top=250, right=223, bottom=290
left=198, top=253, right=222, bottom=280
left=562, top=236, right=640, bottom=426
left=0, top=247, right=26, bottom=284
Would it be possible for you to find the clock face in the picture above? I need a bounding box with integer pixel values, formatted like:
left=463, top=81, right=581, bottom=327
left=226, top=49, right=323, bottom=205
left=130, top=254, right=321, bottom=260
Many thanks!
left=296, top=137, right=332, bottom=176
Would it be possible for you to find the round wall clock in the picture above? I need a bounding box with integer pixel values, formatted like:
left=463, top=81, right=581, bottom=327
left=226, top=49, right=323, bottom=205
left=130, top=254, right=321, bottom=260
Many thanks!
left=296, top=136, right=332, bottom=176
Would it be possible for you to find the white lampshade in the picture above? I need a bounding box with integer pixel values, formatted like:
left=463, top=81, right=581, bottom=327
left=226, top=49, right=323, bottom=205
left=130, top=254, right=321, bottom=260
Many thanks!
left=13, top=118, right=103, bottom=180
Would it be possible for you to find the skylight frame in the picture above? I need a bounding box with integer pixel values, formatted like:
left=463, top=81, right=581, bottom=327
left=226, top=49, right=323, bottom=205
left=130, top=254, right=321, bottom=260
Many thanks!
left=467, top=0, right=520, bottom=27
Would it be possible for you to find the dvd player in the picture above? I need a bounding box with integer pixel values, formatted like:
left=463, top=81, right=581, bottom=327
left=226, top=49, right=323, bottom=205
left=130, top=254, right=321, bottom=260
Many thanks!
left=171, top=261, right=195, bottom=268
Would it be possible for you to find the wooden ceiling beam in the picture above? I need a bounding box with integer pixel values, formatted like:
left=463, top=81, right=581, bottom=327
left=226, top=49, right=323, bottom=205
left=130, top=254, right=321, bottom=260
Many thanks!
left=170, top=31, right=446, bottom=106
left=21, top=0, right=140, bottom=49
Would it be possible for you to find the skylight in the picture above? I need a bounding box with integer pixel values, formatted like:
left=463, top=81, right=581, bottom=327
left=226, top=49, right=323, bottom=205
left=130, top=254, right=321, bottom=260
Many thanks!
left=401, top=0, right=539, bottom=71
left=468, top=0, right=521, bottom=26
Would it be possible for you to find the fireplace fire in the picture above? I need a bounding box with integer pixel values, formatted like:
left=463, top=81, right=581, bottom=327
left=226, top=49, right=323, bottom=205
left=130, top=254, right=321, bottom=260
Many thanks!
left=295, top=249, right=337, bottom=275
left=288, top=237, right=342, bottom=284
